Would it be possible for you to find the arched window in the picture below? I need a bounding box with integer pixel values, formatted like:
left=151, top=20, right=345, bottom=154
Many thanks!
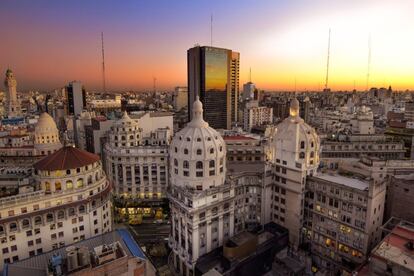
left=79, top=205, right=86, bottom=213
left=66, top=180, right=73, bottom=190
left=88, top=175, right=93, bottom=185
left=311, top=141, right=314, bottom=148
left=34, top=216, right=42, bottom=225
left=68, top=208, right=76, bottom=216
left=197, top=149, right=202, bottom=155
left=183, top=161, right=189, bottom=169
left=46, top=213, right=54, bottom=222
left=196, top=161, right=203, bottom=169
left=57, top=210, right=65, bottom=219
left=299, top=152, right=305, bottom=159
left=196, top=137, right=201, bottom=142
left=219, top=146, right=223, bottom=152
left=174, top=159, right=178, bottom=166
left=184, top=148, right=189, bottom=155
left=9, top=222, right=17, bottom=232
left=77, top=179, right=84, bottom=188
left=22, top=219, right=30, bottom=229
left=95, top=172, right=99, bottom=181
left=129, top=135, right=134, bottom=139
left=310, top=151, right=315, bottom=158
left=55, top=182, right=62, bottom=192
left=0, top=225, right=4, bottom=234
left=175, top=147, right=178, bottom=153
left=66, top=169, right=71, bottom=175
left=45, top=182, right=51, bottom=193
left=210, top=148, right=214, bottom=154
left=300, top=141, right=305, bottom=149
left=209, top=160, right=215, bottom=168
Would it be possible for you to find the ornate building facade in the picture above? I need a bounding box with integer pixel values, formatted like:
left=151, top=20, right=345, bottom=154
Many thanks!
left=0, top=146, right=112, bottom=269
left=168, top=98, right=235, bottom=276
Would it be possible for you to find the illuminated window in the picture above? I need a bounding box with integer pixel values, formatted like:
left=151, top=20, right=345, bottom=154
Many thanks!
left=76, top=179, right=84, bottom=188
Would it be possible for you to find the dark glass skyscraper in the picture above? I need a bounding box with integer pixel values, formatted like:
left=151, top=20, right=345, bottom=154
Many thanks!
left=187, top=46, right=239, bottom=129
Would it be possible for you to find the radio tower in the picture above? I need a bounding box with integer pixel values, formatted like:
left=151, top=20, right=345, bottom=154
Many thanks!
left=366, top=34, right=371, bottom=91
left=324, top=28, right=331, bottom=92
left=210, top=14, right=213, bottom=46
left=101, top=32, right=106, bottom=93
left=153, top=77, right=157, bottom=95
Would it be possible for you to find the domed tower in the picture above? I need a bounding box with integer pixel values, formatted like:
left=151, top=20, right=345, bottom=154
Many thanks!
left=4, top=68, right=21, bottom=118
left=108, top=111, right=142, bottom=148
left=34, top=112, right=62, bottom=155
left=268, top=97, right=320, bottom=248
left=169, top=97, right=234, bottom=276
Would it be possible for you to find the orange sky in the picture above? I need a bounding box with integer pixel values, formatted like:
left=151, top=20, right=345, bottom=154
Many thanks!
left=1, top=0, right=414, bottom=92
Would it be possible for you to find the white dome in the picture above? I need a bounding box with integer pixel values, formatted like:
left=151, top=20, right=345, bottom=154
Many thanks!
left=34, top=112, right=62, bottom=152
left=170, top=97, right=226, bottom=191
left=273, top=98, right=320, bottom=173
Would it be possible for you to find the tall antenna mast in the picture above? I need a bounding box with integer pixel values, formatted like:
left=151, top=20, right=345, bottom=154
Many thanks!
left=249, top=67, right=252, bottom=83
left=101, top=32, right=106, bottom=93
left=366, top=34, right=371, bottom=91
left=210, top=14, right=213, bottom=46
left=324, top=28, right=331, bottom=91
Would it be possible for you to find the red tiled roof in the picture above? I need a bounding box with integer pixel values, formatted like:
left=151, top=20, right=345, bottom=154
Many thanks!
left=223, top=135, right=256, bottom=140
left=33, top=146, right=100, bottom=171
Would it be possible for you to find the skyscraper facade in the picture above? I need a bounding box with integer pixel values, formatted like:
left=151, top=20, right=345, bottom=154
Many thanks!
left=66, top=81, right=86, bottom=116
left=187, top=46, right=239, bottom=129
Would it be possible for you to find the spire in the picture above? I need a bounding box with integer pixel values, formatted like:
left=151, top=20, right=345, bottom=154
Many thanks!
left=189, top=96, right=208, bottom=128
left=289, top=97, right=300, bottom=118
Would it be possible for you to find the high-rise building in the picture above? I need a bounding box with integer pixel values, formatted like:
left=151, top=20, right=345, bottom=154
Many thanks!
left=168, top=98, right=234, bottom=275
left=173, top=86, right=188, bottom=111
left=4, top=69, right=21, bottom=118
left=104, top=111, right=171, bottom=217
left=242, top=82, right=255, bottom=101
left=187, top=46, right=239, bottom=129
left=66, top=81, right=86, bottom=116
left=267, top=98, right=320, bottom=248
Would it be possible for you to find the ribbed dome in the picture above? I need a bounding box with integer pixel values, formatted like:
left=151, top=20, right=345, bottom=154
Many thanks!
left=170, top=97, right=226, bottom=190
left=35, top=112, right=58, bottom=134
left=34, top=146, right=100, bottom=171
left=274, top=98, right=320, bottom=173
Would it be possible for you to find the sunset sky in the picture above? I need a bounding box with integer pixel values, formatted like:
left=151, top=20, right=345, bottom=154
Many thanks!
left=1, top=0, right=413, bottom=92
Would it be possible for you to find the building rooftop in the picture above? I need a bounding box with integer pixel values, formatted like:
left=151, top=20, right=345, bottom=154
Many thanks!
left=371, top=223, right=414, bottom=273
left=223, top=135, right=256, bottom=141
left=315, top=172, right=369, bottom=191
left=33, top=146, right=100, bottom=171
left=3, top=229, right=146, bottom=276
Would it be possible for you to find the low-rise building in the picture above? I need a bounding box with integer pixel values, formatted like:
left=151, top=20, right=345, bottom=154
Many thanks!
left=3, top=229, right=156, bottom=276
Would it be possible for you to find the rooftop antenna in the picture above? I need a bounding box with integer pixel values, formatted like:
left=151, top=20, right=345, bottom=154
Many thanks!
left=101, top=32, right=106, bottom=93
left=249, top=67, right=252, bottom=83
left=294, top=77, right=297, bottom=94
left=210, top=14, right=213, bottom=46
left=366, top=34, right=371, bottom=91
left=324, top=28, right=331, bottom=91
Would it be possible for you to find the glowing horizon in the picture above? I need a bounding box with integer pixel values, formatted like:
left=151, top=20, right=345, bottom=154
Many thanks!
left=1, top=0, right=413, bottom=92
